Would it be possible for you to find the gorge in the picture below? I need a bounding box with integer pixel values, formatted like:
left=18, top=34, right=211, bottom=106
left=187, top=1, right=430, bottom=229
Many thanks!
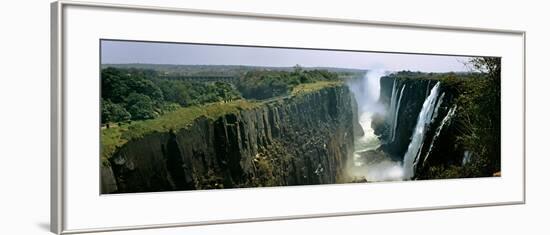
left=345, top=70, right=457, bottom=182
left=351, top=70, right=500, bottom=182
left=102, top=82, right=356, bottom=193
left=101, top=66, right=500, bottom=194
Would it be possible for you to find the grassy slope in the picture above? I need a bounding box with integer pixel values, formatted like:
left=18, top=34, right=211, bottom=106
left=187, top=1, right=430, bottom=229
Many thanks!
left=100, top=80, right=343, bottom=163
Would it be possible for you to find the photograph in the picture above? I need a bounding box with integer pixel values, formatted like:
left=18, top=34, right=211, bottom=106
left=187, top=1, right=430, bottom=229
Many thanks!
left=100, top=39, right=501, bottom=194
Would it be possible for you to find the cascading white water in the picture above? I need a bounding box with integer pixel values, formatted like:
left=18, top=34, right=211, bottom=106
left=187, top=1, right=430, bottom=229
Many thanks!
left=348, top=70, right=385, bottom=156
left=422, top=104, right=456, bottom=167
left=387, top=81, right=398, bottom=140
left=402, top=82, right=441, bottom=180
left=462, top=151, right=472, bottom=166
left=432, top=92, right=446, bottom=123
left=354, top=113, right=381, bottom=160
left=347, top=70, right=404, bottom=181
left=349, top=69, right=385, bottom=114
left=391, top=85, right=406, bottom=142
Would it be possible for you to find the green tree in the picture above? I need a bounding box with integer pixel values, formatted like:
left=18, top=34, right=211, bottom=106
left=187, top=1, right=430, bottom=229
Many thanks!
left=455, top=57, right=501, bottom=176
left=212, top=82, right=241, bottom=102
left=156, top=79, right=191, bottom=106
left=102, top=67, right=131, bottom=103
left=125, top=93, right=158, bottom=120
left=468, top=57, right=501, bottom=82
left=101, top=99, right=131, bottom=123
left=102, top=67, right=164, bottom=105
left=292, top=64, right=303, bottom=75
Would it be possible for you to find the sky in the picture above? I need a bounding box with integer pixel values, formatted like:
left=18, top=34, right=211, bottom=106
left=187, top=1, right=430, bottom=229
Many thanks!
left=101, top=40, right=475, bottom=72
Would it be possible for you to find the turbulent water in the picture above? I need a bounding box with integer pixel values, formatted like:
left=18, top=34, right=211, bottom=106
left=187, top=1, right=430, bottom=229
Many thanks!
left=348, top=70, right=461, bottom=182
left=348, top=69, right=383, bottom=156
left=402, top=82, right=441, bottom=179
left=354, top=113, right=380, bottom=157
left=347, top=70, right=403, bottom=182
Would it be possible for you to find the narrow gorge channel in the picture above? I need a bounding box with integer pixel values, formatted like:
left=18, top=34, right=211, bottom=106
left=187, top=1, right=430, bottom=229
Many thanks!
left=100, top=42, right=501, bottom=194
left=102, top=70, right=474, bottom=193
left=346, top=70, right=461, bottom=182
left=347, top=70, right=404, bottom=182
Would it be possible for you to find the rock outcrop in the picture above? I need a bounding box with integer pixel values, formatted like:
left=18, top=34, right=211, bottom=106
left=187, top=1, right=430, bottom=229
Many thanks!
left=102, top=85, right=356, bottom=193
left=374, top=74, right=462, bottom=178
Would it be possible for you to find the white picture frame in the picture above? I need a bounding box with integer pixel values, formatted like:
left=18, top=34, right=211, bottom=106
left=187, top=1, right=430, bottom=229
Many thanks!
left=51, top=1, right=526, bottom=234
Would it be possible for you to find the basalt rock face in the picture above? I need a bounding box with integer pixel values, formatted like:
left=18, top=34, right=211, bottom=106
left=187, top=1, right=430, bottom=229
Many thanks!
left=374, top=74, right=461, bottom=178
left=102, top=85, right=356, bottom=193
left=375, top=76, right=438, bottom=158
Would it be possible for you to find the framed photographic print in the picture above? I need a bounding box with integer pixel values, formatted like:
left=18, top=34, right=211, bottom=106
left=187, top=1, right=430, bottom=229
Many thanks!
left=51, top=0, right=526, bottom=234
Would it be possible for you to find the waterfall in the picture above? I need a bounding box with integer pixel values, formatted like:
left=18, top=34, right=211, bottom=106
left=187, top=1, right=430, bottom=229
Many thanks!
left=432, top=92, right=446, bottom=124
left=387, top=80, right=398, bottom=139
left=402, top=82, right=441, bottom=180
left=391, top=85, right=406, bottom=142
left=462, top=151, right=472, bottom=166
left=348, top=69, right=404, bottom=181
left=422, top=104, right=456, bottom=167
left=348, top=70, right=385, bottom=114
left=386, top=79, right=406, bottom=143
left=348, top=70, right=385, bottom=155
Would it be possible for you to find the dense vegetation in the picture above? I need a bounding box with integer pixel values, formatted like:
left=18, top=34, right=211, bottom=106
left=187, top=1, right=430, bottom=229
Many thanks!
left=101, top=67, right=242, bottom=124
left=100, top=66, right=343, bottom=161
left=236, top=65, right=340, bottom=99
left=103, top=63, right=365, bottom=78
left=101, top=66, right=344, bottom=124
left=383, top=70, right=475, bottom=81
left=101, top=61, right=501, bottom=181
left=420, top=58, right=502, bottom=178
left=376, top=59, right=501, bottom=179
left=451, top=58, right=500, bottom=177
left=101, top=99, right=259, bottom=161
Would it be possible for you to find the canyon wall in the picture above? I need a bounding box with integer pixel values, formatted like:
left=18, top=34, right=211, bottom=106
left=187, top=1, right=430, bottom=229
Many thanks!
left=102, top=85, right=356, bottom=193
left=374, top=74, right=462, bottom=179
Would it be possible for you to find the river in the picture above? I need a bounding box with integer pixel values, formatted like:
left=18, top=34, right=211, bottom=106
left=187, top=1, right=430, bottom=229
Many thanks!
left=347, top=70, right=404, bottom=182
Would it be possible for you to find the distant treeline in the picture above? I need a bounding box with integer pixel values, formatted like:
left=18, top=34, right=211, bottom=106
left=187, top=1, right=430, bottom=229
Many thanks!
left=101, top=66, right=342, bottom=124
left=237, top=66, right=340, bottom=100
left=102, top=63, right=366, bottom=77
left=386, top=70, right=482, bottom=81
left=101, top=67, right=242, bottom=124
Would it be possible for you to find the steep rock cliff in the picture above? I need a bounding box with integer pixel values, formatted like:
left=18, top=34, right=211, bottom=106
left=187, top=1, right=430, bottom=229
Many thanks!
left=102, top=85, right=356, bottom=193
left=374, top=74, right=461, bottom=178
left=376, top=76, right=436, bottom=158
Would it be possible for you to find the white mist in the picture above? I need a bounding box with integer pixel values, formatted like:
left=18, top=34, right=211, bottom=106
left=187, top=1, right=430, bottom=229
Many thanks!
left=347, top=69, right=404, bottom=182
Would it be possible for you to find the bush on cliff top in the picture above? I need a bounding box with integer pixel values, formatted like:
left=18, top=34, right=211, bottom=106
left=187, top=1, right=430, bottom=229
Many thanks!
left=236, top=65, right=341, bottom=100
left=100, top=80, right=343, bottom=163
left=405, top=58, right=501, bottom=179
left=100, top=99, right=259, bottom=161
left=100, top=66, right=344, bottom=163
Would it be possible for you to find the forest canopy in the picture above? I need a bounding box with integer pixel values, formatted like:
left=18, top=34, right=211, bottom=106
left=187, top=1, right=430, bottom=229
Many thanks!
left=236, top=66, right=340, bottom=100
left=101, top=67, right=242, bottom=123
left=101, top=66, right=341, bottom=124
